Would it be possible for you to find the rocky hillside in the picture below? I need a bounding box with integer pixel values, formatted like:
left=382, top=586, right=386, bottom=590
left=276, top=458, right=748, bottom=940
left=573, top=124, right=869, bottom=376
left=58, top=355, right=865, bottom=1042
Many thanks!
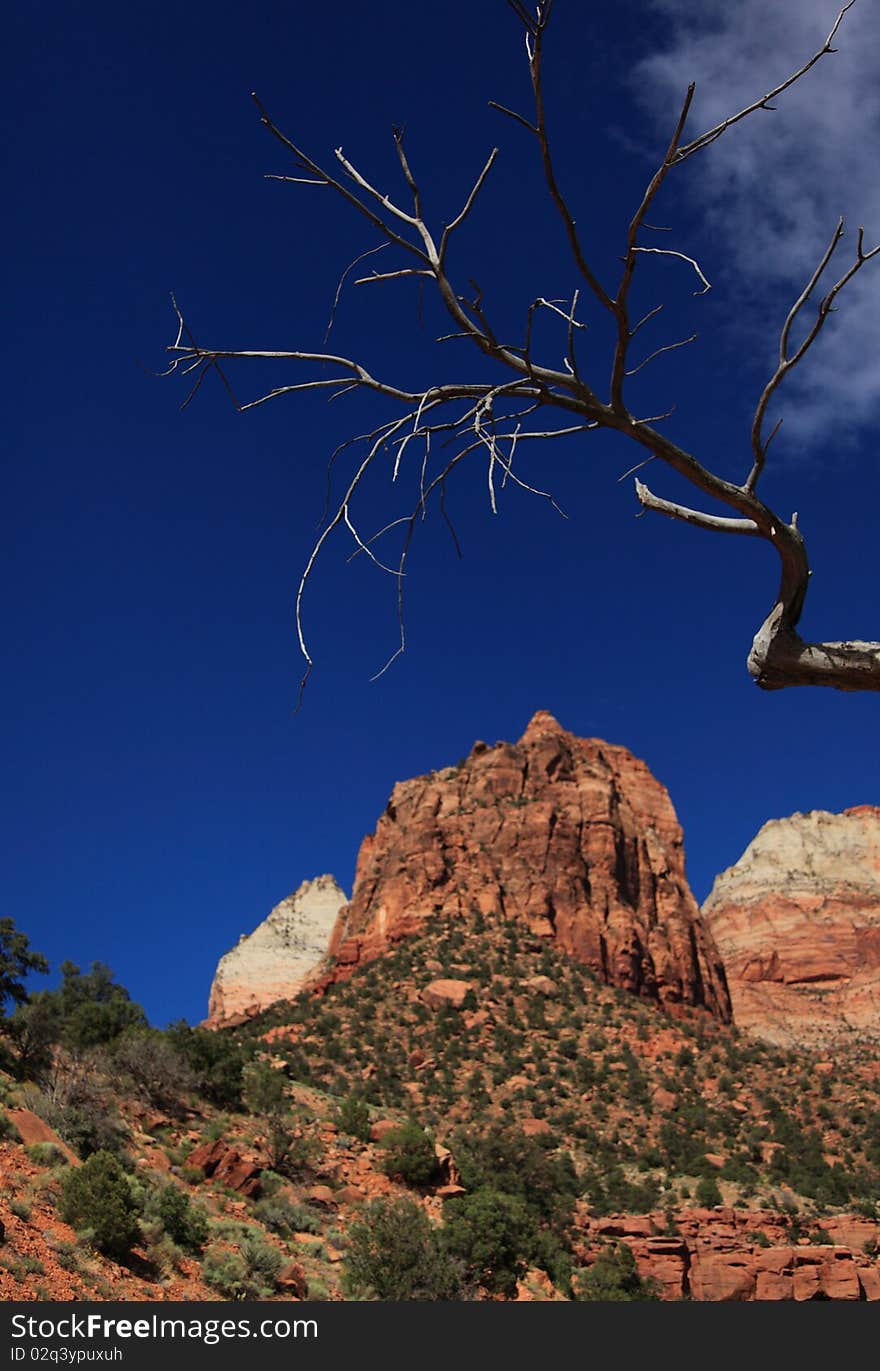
left=207, top=876, right=347, bottom=1027
left=2, top=914, right=878, bottom=1303
left=703, top=807, right=880, bottom=1049
left=321, top=711, right=730, bottom=1021
left=243, top=911, right=880, bottom=1299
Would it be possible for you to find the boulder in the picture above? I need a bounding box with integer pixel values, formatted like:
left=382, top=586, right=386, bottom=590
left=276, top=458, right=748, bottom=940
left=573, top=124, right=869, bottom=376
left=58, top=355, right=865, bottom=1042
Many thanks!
left=421, top=979, right=473, bottom=1011
left=7, top=1110, right=79, bottom=1167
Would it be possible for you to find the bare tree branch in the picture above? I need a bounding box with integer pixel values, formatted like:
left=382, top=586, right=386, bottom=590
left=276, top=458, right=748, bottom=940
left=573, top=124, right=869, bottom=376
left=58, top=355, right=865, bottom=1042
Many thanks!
left=487, top=100, right=538, bottom=134
left=635, top=479, right=761, bottom=536
left=630, top=247, right=711, bottom=296
left=625, top=333, right=698, bottom=379
left=674, top=3, right=857, bottom=162
left=747, top=220, right=880, bottom=491
left=439, top=149, right=500, bottom=262
left=325, top=242, right=390, bottom=344
left=166, top=0, right=880, bottom=702
left=499, top=0, right=615, bottom=313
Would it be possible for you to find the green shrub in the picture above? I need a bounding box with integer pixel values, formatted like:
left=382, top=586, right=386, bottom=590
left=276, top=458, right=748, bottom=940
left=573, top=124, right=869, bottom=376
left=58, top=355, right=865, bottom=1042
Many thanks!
left=581, top=1163, right=660, bottom=1217
left=202, top=1232, right=283, bottom=1299
left=0, top=1109, right=20, bottom=1141
left=337, top=1094, right=371, bottom=1142
left=240, top=1233, right=282, bottom=1294
left=380, top=1120, right=439, bottom=1187
left=165, top=1022, right=252, bottom=1108
left=344, top=1198, right=465, bottom=1300
left=695, top=1176, right=723, bottom=1208
left=27, top=1077, right=127, bottom=1161
left=242, top=1061, right=287, bottom=1115
left=142, top=1231, right=182, bottom=1275
left=202, top=1245, right=249, bottom=1299
left=59, top=1151, right=140, bottom=1260
left=152, top=1184, right=209, bottom=1252
left=575, top=1243, right=660, bottom=1301
left=442, top=1189, right=538, bottom=1297
left=25, top=1142, right=68, bottom=1168
left=252, top=1195, right=319, bottom=1236
left=453, top=1123, right=577, bottom=1228
left=54, top=1100, right=127, bottom=1161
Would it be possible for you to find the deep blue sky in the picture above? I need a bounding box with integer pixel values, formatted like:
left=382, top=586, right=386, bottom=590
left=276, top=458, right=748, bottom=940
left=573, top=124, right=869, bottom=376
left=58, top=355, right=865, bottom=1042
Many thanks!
left=5, top=0, right=878, bottom=1025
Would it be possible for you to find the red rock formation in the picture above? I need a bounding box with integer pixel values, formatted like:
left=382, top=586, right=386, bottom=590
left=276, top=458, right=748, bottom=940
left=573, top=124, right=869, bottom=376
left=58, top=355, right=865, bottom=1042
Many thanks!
left=703, top=807, right=880, bottom=1046
left=318, top=711, right=730, bottom=1019
left=576, top=1206, right=880, bottom=1301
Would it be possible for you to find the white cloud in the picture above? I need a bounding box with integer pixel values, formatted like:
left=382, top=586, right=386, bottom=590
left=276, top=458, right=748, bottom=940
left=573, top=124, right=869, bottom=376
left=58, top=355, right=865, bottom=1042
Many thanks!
left=633, top=0, right=880, bottom=447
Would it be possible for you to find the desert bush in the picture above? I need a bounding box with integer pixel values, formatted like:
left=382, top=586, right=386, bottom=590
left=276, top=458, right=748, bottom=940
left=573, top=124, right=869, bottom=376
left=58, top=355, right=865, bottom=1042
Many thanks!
left=24, top=1067, right=127, bottom=1160
left=242, top=1060, right=287, bottom=1114
left=25, top=1142, right=68, bottom=1167
left=240, top=1232, right=282, bottom=1293
left=112, top=1029, right=196, bottom=1112
left=202, top=1245, right=249, bottom=1299
left=202, top=1230, right=283, bottom=1299
left=0, top=1109, right=20, bottom=1141
left=581, top=1163, right=660, bottom=1217
left=442, top=1189, right=537, bottom=1298
left=165, top=1022, right=252, bottom=1108
left=575, top=1243, right=660, bottom=1301
left=337, top=1094, right=371, bottom=1142
left=151, top=1184, right=209, bottom=1252
left=252, top=1195, right=319, bottom=1236
left=380, top=1120, right=439, bottom=1187
left=452, top=1123, right=577, bottom=1229
left=695, top=1176, right=723, bottom=1208
left=344, top=1197, right=465, bottom=1301
left=59, top=1151, right=140, bottom=1260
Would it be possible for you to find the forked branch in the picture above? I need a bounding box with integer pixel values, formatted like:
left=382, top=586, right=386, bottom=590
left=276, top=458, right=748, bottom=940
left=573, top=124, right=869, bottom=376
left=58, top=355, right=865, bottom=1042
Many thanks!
left=165, top=1, right=880, bottom=699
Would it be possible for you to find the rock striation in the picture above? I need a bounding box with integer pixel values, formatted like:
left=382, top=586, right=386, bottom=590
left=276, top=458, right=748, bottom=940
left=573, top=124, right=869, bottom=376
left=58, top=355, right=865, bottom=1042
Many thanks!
left=320, top=711, right=730, bottom=1019
left=576, top=1207, right=880, bottom=1301
left=702, top=806, right=880, bottom=1047
left=206, top=875, right=347, bottom=1026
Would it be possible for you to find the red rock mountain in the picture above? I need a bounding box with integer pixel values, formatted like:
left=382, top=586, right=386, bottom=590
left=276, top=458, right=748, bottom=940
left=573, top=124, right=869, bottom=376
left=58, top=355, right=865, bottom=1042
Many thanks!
left=703, top=806, right=880, bottom=1047
left=320, top=711, right=731, bottom=1019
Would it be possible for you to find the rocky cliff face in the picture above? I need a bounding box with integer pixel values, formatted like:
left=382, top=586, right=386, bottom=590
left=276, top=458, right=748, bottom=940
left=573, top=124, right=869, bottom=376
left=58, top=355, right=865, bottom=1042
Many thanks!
left=576, top=1208, right=880, bottom=1301
left=207, top=875, right=347, bottom=1026
left=702, top=806, right=880, bottom=1047
left=321, top=711, right=730, bottom=1019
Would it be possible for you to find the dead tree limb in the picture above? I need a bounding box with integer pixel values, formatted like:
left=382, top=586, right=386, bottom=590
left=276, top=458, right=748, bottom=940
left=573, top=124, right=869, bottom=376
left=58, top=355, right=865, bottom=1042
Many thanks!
left=164, top=0, right=880, bottom=698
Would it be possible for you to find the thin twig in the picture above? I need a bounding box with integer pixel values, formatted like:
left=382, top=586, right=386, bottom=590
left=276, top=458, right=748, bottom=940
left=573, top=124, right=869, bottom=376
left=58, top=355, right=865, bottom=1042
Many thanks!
left=325, top=242, right=390, bottom=344
left=625, top=333, right=698, bottom=378
left=631, top=247, right=711, bottom=295
left=675, top=3, right=857, bottom=162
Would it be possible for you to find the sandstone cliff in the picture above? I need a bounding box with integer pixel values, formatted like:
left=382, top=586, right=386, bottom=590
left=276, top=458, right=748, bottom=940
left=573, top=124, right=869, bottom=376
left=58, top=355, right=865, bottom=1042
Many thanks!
left=702, top=806, right=880, bottom=1047
left=320, top=711, right=730, bottom=1019
left=207, top=875, right=347, bottom=1025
